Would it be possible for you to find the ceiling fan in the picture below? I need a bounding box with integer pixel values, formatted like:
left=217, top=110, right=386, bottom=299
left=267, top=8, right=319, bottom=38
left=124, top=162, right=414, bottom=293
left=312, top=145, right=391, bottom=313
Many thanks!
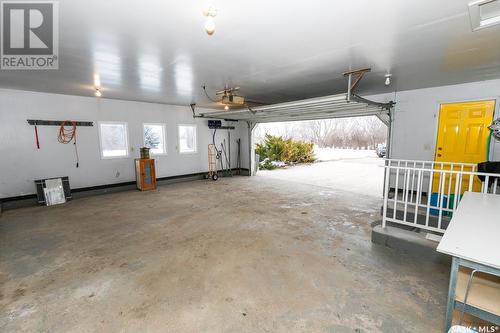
left=202, top=85, right=264, bottom=111
left=215, top=86, right=240, bottom=97
left=215, top=86, right=245, bottom=108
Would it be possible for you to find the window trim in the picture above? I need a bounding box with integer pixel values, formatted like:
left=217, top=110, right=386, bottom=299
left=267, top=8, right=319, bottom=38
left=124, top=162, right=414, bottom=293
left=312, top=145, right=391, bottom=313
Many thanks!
left=98, top=121, right=130, bottom=159
left=143, top=123, right=167, bottom=156
left=178, top=124, right=198, bottom=154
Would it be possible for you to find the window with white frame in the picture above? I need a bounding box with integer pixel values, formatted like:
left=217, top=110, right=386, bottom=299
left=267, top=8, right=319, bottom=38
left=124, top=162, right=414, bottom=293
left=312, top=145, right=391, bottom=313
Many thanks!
left=178, top=124, right=197, bottom=153
left=143, top=123, right=166, bottom=155
left=99, top=122, right=129, bottom=158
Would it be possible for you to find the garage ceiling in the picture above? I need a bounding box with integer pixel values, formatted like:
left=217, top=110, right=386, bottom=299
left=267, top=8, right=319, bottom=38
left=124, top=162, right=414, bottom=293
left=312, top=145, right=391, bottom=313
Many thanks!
left=1, top=0, right=500, bottom=109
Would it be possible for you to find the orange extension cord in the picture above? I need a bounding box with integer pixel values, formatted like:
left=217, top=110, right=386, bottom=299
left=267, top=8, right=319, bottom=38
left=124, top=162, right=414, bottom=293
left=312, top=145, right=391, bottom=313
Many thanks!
left=58, top=121, right=79, bottom=167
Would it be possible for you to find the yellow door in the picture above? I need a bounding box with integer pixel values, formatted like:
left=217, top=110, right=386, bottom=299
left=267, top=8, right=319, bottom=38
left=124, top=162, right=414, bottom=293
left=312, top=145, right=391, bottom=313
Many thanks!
left=433, top=100, right=495, bottom=193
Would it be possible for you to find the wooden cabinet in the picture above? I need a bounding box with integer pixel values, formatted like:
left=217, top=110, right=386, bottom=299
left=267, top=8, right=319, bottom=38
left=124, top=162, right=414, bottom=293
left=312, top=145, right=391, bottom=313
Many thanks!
left=135, top=159, right=157, bottom=191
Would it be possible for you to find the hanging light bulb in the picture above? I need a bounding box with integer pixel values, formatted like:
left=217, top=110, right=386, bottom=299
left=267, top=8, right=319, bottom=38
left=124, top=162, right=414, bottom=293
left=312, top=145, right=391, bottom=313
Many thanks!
left=203, top=6, right=217, bottom=36
left=205, top=16, right=216, bottom=35
left=224, top=104, right=229, bottom=111
left=384, top=74, right=392, bottom=86
left=94, top=74, right=101, bottom=88
left=95, top=88, right=102, bottom=97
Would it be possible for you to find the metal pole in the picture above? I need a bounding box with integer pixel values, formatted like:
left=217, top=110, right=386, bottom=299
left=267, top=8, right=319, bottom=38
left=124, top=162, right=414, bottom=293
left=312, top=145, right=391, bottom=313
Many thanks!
left=228, top=130, right=231, bottom=174
left=237, top=138, right=241, bottom=175
left=347, top=74, right=352, bottom=102
left=247, top=121, right=256, bottom=176
left=386, top=109, right=393, bottom=159
left=382, top=109, right=393, bottom=198
left=382, top=160, right=390, bottom=229
left=445, top=257, right=459, bottom=331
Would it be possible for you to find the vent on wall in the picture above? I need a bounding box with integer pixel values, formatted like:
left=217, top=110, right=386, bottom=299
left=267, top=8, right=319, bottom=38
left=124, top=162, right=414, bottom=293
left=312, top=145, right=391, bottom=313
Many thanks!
left=469, top=0, right=500, bottom=31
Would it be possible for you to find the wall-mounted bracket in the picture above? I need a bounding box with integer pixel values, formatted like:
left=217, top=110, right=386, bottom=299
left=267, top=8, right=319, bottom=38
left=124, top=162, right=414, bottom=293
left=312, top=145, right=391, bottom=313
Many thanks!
left=246, top=105, right=257, bottom=115
left=343, top=68, right=371, bottom=102
left=208, top=120, right=235, bottom=130
left=350, top=94, right=394, bottom=111
left=27, top=119, right=94, bottom=126
left=190, top=103, right=204, bottom=119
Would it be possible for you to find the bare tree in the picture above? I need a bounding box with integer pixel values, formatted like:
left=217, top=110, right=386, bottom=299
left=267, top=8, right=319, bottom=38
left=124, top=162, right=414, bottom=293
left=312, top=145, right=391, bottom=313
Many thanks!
left=360, top=117, right=386, bottom=149
left=254, top=116, right=386, bottom=149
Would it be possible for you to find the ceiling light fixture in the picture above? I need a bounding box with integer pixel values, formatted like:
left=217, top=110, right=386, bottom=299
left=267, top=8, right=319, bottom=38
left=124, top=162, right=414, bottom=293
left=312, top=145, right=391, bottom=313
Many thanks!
left=384, top=74, right=392, bottom=86
left=94, top=74, right=101, bottom=88
left=95, top=88, right=102, bottom=97
left=203, top=6, right=217, bottom=35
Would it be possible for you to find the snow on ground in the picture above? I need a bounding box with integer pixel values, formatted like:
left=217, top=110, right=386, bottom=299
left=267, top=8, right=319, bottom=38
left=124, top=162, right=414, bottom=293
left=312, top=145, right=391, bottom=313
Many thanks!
left=314, top=147, right=378, bottom=161
left=258, top=149, right=384, bottom=198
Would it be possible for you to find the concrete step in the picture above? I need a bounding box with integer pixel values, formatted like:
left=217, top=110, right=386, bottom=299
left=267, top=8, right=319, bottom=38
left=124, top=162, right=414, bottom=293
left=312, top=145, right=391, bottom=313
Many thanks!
left=371, top=222, right=451, bottom=264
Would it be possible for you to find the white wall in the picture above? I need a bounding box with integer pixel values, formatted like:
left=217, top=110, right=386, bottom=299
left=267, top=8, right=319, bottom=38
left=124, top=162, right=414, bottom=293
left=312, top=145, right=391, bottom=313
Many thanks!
left=366, top=79, right=500, bottom=162
left=0, top=89, right=249, bottom=198
left=2, top=79, right=499, bottom=198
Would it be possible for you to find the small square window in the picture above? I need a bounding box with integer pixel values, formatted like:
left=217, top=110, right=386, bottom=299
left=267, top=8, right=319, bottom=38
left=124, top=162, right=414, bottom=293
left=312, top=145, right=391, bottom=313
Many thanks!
left=143, top=123, right=167, bottom=155
left=469, top=0, right=500, bottom=31
left=178, top=124, right=197, bottom=154
left=99, top=122, right=129, bottom=158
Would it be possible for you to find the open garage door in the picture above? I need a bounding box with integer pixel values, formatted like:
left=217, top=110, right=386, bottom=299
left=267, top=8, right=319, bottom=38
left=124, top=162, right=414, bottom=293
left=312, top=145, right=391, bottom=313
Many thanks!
left=191, top=69, right=395, bottom=174
left=195, top=69, right=394, bottom=125
left=197, top=93, right=393, bottom=125
left=197, top=91, right=394, bottom=175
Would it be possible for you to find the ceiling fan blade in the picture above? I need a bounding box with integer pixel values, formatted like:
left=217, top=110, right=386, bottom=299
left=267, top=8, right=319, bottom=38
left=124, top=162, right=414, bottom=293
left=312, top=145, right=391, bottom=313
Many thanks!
left=215, top=86, right=240, bottom=95
left=245, top=99, right=267, bottom=106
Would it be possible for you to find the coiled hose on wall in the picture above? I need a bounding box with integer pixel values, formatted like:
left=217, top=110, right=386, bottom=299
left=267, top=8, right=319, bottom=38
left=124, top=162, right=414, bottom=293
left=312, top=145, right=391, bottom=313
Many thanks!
left=57, top=120, right=79, bottom=168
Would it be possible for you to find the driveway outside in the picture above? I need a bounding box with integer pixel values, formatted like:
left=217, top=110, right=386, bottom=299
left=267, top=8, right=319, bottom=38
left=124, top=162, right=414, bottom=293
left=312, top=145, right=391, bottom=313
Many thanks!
left=257, top=149, right=384, bottom=198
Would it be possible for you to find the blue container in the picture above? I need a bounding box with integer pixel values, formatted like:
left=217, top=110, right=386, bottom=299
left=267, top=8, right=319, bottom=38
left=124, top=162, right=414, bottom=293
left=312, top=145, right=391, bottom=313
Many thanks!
left=430, top=193, right=448, bottom=216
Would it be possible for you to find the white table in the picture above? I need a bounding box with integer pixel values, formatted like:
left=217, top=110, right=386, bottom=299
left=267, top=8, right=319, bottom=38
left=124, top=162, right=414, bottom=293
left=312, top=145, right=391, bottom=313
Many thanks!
left=437, top=192, right=500, bottom=331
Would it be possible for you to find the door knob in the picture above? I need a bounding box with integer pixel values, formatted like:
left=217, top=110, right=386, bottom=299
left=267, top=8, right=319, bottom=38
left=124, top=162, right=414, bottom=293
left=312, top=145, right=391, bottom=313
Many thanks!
left=437, top=154, right=442, bottom=157
left=438, top=147, right=443, bottom=151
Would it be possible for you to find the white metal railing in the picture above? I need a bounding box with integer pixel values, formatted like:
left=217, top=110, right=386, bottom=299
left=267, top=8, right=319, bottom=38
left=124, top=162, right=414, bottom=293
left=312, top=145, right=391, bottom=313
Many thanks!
left=382, top=159, right=500, bottom=234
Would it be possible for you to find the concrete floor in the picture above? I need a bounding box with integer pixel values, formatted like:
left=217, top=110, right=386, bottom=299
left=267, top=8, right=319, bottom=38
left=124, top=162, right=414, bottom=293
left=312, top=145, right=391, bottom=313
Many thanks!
left=0, top=176, right=449, bottom=332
